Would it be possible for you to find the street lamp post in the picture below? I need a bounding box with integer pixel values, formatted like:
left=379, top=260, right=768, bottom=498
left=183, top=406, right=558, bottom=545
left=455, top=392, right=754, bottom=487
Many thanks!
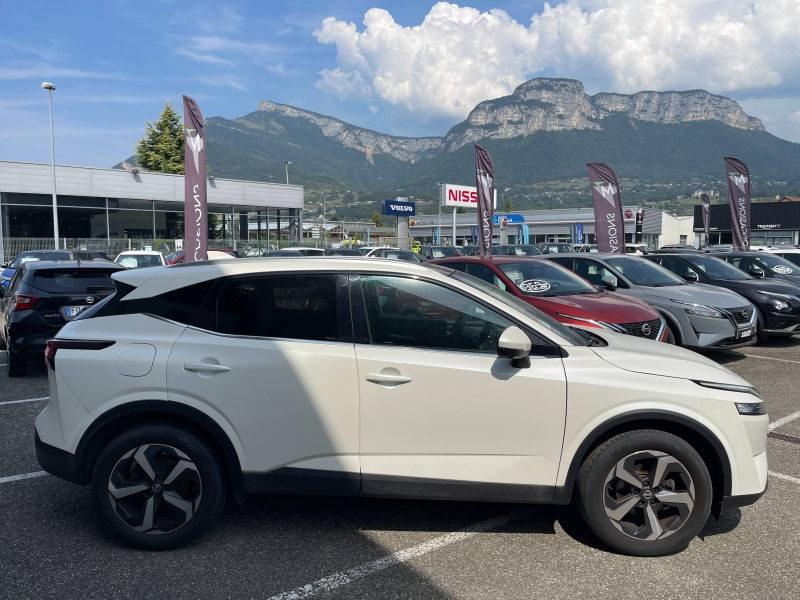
left=42, top=82, right=59, bottom=249
left=284, top=161, right=291, bottom=185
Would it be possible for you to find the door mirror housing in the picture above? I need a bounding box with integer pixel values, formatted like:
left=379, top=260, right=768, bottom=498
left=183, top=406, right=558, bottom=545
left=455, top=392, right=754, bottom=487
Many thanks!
left=497, top=326, right=531, bottom=369
left=601, top=275, right=617, bottom=289
left=682, top=272, right=698, bottom=282
left=749, top=268, right=765, bottom=278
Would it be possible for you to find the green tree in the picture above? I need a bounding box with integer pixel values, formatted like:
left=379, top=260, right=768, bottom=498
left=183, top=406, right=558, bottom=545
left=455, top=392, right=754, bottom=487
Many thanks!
left=504, top=197, right=514, bottom=212
left=134, top=101, right=185, bottom=174
left=371, top=212, right=384, bottom=227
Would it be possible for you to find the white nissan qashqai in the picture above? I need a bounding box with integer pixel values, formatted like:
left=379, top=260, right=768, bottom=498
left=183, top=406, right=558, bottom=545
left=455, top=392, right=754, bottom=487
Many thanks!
left=35, top=257, right=768, bottom=556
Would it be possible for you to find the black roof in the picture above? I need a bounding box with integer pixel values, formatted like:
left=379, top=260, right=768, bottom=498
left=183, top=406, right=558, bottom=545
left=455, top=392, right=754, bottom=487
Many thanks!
left=22, top=260, right=125, bottom=272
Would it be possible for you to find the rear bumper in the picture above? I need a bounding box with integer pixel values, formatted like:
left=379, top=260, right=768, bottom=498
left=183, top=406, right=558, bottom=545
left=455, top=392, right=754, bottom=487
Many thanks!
left=8, top=323, right=62, bottom=357
left=35, top=430, right=85, bottom=485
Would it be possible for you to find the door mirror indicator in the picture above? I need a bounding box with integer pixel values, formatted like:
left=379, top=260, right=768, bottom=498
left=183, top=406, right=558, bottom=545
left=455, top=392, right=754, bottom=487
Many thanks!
left=749, top=268, right=765, bottom=278
left=497, top=326, right=531, bottom=369
left=601, top=275, right=617, bottom=289
left=682, top=272, right=698, bottom=282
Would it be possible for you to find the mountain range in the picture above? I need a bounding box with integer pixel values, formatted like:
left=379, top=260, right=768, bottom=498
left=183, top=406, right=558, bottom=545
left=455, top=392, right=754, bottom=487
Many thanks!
left=117, top=78, right=800, bottom=217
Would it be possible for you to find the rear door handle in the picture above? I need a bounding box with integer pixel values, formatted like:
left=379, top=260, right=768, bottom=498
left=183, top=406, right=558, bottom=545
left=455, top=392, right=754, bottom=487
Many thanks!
left=183, top=362, right=231, bottom=373
left=365, top=373, right=412, bottom=385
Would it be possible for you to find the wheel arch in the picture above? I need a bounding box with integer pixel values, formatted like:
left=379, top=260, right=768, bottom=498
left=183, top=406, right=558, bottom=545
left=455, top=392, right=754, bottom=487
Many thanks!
left=554, top=411, right=731, bottom=514
left=73, top=400, right=247, bottom=502
left=655, top=308, right=683, bottom=346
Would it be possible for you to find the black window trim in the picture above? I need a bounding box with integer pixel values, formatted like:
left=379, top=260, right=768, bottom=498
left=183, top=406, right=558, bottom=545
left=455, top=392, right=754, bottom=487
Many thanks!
left=349, top=271, right=563, bottom=357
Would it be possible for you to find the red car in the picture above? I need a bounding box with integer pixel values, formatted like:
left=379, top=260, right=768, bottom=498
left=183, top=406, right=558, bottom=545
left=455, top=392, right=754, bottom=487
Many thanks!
left=165, top=248, right=240, bottom=264
left=430, top=256, right=667, bottom=342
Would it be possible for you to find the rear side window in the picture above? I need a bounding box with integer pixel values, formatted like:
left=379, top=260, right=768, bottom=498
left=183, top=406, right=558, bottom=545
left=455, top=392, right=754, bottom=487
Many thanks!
left=30, top=269, right=118, bottom=294
left=95, top=280, right=214, bottom=325
left=214, top=275, right=338, bottom=342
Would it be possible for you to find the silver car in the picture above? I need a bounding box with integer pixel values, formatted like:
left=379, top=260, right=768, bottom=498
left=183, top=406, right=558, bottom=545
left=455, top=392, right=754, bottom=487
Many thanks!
left=546, top=253, right=757, bottom=350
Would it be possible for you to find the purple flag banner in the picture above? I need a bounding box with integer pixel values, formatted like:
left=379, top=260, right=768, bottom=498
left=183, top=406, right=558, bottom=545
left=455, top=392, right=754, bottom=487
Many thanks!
left=183, top=95, right=208, bottom=262
left=701, top=193, right=711, bottom=248
left=724, top=157, right=751, bottom=251
left=587, top=162, right=624, bottom=254
left=474, top=145, right=495, bottom=258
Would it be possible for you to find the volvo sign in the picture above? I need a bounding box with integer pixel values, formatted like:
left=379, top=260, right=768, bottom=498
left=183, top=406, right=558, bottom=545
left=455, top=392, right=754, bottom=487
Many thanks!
left=380, top=199, right=416, bottom=216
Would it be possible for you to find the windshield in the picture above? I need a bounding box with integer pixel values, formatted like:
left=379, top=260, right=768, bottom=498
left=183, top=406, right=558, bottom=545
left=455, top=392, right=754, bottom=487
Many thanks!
left=513, top=245, right=542, bottom=256
left=165, top=251, right=182, bottom=262
left=685, top=255, right=751, bottom=280
left=752, top=254, right=797, bottom=275
left=30, top=269, right=118, bottom=294
left=450, top=271, right=587, bottom=346
left=431, top=247, right=461, bottom=258
left=498, top=261, right=596, bottom=296
left=605, top=256, right=685, bottom=286
left=384, top=251, right=419, bottom=261
left=116, top=255, right=163, bottom=268
left=775, top=253, right=800, bottom=267
left=10, top=251, right=71, bottom=268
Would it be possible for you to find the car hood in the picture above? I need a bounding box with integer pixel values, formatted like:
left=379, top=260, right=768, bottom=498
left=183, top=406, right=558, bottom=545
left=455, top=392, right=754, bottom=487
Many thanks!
left=525, top=291, right=656, bottom=323
left=589, top=331, right=748, bottom=385
left=639, top=283, right=749, bottom=308
left=715, top=278, right=800, bottom=297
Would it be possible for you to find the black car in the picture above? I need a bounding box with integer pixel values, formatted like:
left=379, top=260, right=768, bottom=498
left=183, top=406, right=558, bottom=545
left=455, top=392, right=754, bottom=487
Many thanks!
left=511, top=245, right=543, bottom=256
left=265, top=250, right=303, bottom=257
left=0, top=260, right=124, bottom=376
left=325, top=248, right=362, bottom=256
left=460, top=245, right=516, bottom=256
left=417, top=245, right=463, bottom=261
left=647, top=253, right=800, bottom=340
left=716, top=251, right=800, bottom=288
left=535, top=243, right=575, bottom=254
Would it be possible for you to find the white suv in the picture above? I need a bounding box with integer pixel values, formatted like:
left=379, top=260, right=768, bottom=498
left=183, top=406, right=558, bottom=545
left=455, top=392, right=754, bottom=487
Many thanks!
left=35, top=258, right=768, bottom=555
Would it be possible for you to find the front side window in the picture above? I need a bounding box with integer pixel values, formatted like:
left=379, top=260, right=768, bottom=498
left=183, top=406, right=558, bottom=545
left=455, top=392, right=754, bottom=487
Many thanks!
left=498, top=260, right=594, bottom=296
left=465, top=263, right=508, bottom=291
left=605, top=257, right=685, bottom=287
left=359, top=275, right=512, bottom=353
left=684, top=256, right=750, bottom=281
left=571, top=258, right=617, bottom=287
left=216, top=274, right=338, bottom=341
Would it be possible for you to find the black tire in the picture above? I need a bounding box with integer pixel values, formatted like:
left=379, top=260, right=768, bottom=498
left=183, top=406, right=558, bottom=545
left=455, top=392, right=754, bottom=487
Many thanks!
left=91, top=423, right=227, bottom=550
left=577, top=429, right=712, bottom=557
left=7, top=347, right=28, bottom=377
left=664, top=324, right=677, bottom=345
left=756, top=310, right=770, bottom=341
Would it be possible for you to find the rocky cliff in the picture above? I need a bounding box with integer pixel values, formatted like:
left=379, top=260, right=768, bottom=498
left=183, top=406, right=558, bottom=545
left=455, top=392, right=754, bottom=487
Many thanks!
left=443, top=78, right=764, bottom=151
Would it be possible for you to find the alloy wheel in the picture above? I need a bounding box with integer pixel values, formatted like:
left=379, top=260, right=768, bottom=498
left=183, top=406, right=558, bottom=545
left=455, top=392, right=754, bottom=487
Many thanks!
left=108, top=444, right=202, bottom=534
left=603, top=450, right=695, bottom=541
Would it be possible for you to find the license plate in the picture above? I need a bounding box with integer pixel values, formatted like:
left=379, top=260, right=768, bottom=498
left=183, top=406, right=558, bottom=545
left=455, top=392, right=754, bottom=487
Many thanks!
left=737, top=327, right=755, bottom=339
left=65, top=305, right=88, bottom=317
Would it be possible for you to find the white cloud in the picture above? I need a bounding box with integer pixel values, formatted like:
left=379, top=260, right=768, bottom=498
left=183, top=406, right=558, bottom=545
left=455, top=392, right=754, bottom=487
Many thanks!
left=791, top=110, right=800, bottom=124
left=313, top=1, right=800, bottom=120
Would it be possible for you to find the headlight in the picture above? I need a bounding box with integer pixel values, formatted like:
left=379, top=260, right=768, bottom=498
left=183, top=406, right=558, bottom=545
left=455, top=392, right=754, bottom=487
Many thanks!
left=735, top=402, right=768, bottom=416
left=694, top=380, right=763, bottom=400
left=758, top=290, right=800, bottom=303
left=772, top=299, right=790, bottom=311
left=671, top=299, right=723, bottom=318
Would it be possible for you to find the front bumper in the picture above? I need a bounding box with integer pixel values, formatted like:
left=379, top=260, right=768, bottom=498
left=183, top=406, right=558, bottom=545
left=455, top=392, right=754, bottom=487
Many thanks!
left=720, top=483, right=768, bottom=511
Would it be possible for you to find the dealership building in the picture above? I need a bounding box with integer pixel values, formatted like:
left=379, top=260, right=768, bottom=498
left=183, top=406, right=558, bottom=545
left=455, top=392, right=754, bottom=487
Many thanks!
left=410, top=206, right=694, bottom=249
left=693, top=200, right=800, bottom=247
left=0, top=160, right=303, bottom=261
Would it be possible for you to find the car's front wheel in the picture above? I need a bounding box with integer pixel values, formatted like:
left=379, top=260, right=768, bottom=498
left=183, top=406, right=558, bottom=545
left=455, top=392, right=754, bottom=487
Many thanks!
left=577, top=430, right=712, bottom=556
left=91, top=424, right=227, bottom=550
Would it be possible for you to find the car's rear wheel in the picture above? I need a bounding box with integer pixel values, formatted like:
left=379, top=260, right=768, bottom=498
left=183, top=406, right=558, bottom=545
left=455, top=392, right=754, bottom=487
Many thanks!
left=91, top=424, right=227, bottom=550
left=577, top=430, right=712, bottom=556
left=7, top=347, right=28, bottom=377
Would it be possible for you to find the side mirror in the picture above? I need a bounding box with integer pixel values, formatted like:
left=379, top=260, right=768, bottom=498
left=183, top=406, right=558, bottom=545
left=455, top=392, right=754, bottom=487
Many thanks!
left=682, top=272, right=698, bottom=282
left=749, top=268, right=765, bottom=278
left=497, top=326, right=531, bottom=369
left=0, top=262, right=7, bottom=269
left=601, top=275, right=618, bottom=289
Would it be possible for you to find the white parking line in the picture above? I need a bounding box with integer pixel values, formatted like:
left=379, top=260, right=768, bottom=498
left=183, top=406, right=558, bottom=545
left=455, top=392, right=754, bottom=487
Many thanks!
left=742, top=354, right=800, bottom=365
left=0, top=471, right=47, bottom=485
left=769, top=410, right=800, bottom=432
left=266, top=507, right=539, bottom=600
left=769, top=471, right=800, bottom=485
left=0, top=396, right=48, bottom=407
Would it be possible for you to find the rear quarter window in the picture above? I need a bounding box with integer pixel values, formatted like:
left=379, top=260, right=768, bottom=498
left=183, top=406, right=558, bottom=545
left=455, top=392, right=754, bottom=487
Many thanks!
left=96, top=279, right=216, bottom=325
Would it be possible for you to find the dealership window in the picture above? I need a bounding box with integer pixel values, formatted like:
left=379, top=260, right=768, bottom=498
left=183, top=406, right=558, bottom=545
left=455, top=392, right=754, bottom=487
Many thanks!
left=214, top=274, right=339, bottom=342
left=359, top=275, right=513, bottom=353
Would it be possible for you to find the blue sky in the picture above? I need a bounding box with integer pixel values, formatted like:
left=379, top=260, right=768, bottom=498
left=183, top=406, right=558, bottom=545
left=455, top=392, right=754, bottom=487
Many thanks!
left=2, top=1, right=799, bottom=168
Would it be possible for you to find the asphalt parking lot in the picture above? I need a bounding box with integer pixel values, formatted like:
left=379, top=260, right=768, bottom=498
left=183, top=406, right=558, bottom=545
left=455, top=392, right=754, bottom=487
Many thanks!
left=1, top=341, right=799, bottom=599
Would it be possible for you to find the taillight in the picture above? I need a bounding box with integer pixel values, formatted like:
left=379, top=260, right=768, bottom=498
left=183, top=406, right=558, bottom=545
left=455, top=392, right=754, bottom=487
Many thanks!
left=44, top=339, right=115, bottom=371
left=13, top=293, right=40, bottom=311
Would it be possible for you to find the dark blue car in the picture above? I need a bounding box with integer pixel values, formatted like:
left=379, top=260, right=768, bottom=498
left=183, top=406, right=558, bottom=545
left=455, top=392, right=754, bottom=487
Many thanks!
left=1, top=250, right=75, bottom=290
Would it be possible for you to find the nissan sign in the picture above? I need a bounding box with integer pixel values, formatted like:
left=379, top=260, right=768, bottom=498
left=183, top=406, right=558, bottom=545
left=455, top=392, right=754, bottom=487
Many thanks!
left=380, top=199, right=416, bottom=216
left=441, top=184, right=497, bottom=209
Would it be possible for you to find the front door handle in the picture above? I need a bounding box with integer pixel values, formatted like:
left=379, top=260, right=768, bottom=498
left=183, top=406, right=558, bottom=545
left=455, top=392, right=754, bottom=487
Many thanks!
left=183, top=362, right=231, bottom=373
left=366, top=373, right=412, bottom=385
